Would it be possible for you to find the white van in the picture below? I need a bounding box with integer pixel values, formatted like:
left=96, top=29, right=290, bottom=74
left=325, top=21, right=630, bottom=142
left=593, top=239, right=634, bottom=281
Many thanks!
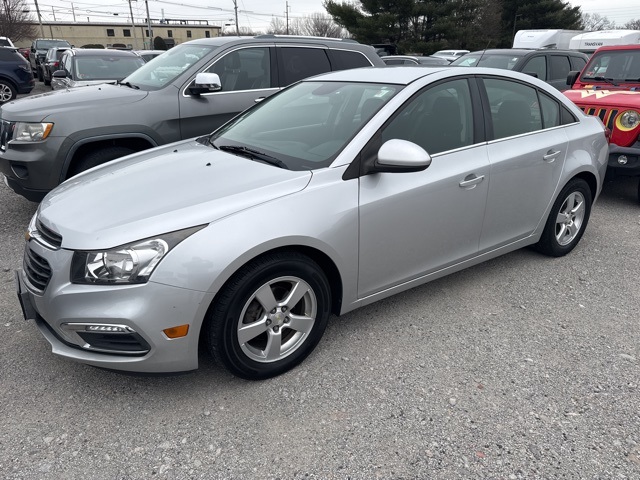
left=513, top=30, right=584, bottom=50
left=569, top=30, right=640, bottom=54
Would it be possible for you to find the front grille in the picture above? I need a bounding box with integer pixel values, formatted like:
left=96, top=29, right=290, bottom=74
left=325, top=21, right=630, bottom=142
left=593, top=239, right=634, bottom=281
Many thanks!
left=581, top=106, right=619, bottom=131
left=36, top=219, right=63, bottom=248
left=24, top=244, right=52, bottom=291
left=0, top=119, right=14, bottom=151
left=76, top=331, right=151, bottom=355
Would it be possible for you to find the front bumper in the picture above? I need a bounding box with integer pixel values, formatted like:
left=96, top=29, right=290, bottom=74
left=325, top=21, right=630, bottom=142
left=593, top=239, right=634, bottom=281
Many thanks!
left=607, top=143, right=640, bottom=176
left=17, top=240, right=215, bottom=373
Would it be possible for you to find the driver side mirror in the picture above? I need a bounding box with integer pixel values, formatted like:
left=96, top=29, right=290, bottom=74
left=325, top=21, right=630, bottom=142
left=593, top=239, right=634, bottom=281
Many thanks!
left=188, top=72, right=222, bottom=96
left=367, top=139, right=432, bottom=174
left=52, top=70, right=67, bottom=79
left=566, top=70, right=580, bottom=86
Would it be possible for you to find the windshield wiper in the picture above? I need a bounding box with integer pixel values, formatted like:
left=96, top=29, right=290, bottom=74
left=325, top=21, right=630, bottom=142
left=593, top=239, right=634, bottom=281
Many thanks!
left=218, top=145, right=289, bottom=169
left=117, top=80, right=140, bottom=89
left=582, top=76, right=619, bottom=86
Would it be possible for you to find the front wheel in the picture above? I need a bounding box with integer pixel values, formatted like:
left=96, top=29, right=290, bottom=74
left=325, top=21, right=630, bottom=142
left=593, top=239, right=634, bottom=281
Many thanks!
left=206, top=252, right=332, bottom=380
left=0, top=80, right=17, bottom=103
left=534, top=178, right=592, bottom=257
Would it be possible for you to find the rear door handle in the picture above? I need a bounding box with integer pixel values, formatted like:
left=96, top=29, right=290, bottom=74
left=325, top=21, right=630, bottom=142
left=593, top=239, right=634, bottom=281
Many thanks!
left=459, top=174, right=485, bottom=189
left=543, top=150, right=561, bottom=162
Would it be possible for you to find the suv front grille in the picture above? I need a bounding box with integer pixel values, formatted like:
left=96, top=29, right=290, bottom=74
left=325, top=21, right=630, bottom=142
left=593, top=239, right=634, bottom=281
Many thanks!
left=24, top=244, right=52, bottom=291
left=581, top=106, right=619, bottom=131
left=0, top=119, right=14, bottom=151
left=36, top=219, right=63, bottom=249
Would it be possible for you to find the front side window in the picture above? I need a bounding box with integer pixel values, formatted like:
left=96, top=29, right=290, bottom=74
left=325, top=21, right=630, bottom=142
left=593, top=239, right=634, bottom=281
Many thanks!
left=382, top=79, right=474, bottom=155
left=124, top=43, right=215, bottom=90
left=206, top=47, right=271, bottom=91
left=278, top=47, right=331, bottom=86
left=209, top=81, right=401, bottom=170
left=483, top=78, right=542, bottom=139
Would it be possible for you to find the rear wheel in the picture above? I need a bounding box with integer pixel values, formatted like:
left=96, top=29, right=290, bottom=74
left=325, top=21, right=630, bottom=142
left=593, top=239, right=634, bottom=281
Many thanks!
left=206, top=252, right=332, bottom=380
left=37, top=65, right=44, bottom=82
left=0, top=80, right=17, bottom=103
left=43, top=69, right=51, bottom=86
left=534, top=178, right=592, bottom=257
left=68, top=146, right=135, bottom=178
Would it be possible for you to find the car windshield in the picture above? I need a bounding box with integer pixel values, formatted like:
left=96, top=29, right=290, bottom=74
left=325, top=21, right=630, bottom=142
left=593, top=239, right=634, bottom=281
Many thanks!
left=123, top=44, right=215, bottom=90
left=73, top=55, right=145, bottom=80
left=451, top=53, right=524, bottom=69
left=209, top=81, right=402, bottom=170
left=580, top=50, right=640, bottom=82
left=36, top=40, right=70, bottom=50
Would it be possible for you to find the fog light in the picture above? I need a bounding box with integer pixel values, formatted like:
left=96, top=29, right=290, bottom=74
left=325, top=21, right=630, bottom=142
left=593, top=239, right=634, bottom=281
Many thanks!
left=86, top=325, right=129, bottom=333
left=618, top=155, right=628, bottom=165
left=163, top=324, right=189, bottom=339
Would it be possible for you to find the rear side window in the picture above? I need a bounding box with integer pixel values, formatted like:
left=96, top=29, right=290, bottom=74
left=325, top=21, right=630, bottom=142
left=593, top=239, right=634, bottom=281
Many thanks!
left=328, top=49, right=372, bottom=71
left=278, top=47, right=331, bottom=86
left=549, top=55, right=571, bottom=81
left=483, top=78, right=542, bottom=139
left=539, top=92, right=560, bottom=128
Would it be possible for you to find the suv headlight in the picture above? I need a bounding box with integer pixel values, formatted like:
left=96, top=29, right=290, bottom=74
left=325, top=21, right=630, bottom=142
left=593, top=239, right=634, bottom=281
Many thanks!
left=617, top=110, right=640, bottom=130
left=13, top=122, right=54, bottom=142
left=71, top=225, right=205, bottom=285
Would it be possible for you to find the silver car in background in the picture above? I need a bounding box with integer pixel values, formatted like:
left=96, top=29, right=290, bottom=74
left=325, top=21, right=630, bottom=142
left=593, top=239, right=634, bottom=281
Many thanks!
left=16, top=66, right=608, bottom=380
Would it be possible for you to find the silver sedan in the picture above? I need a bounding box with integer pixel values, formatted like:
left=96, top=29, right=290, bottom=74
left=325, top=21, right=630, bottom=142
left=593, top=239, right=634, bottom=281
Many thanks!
left=16, top=66, right=608, bottom=379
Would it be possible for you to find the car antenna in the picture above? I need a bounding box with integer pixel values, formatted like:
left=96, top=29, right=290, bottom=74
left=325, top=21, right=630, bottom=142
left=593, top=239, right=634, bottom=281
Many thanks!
left=477, top=41, right=491, bottom=65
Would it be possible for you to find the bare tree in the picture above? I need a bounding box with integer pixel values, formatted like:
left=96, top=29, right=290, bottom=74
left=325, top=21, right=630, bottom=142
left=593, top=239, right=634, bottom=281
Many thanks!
left=300, top=12, right=344, bottom=38
left=266, top=16, right=303, bottom=35
left=624, top=19, right=640, bottom=30
left=221, top=26, right=261, bottom=36
left=0, top=0, right=36, bottom=42
left=581, top=12, right=616, bottom=31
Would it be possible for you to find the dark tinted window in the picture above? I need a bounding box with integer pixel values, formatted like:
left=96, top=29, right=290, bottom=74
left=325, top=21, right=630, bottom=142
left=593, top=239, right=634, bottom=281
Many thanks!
left=522, top=56, right=546, bottom=80
left=561, top=105, right=577, bottom=125
left=383, top=58, right=404, bottom=65
left=539, top=92, right=560, bottom=128
left=329, top=49, right=372, bottom=70
left=570, top=56, right=587, bottom=71
left=382, top=79, right=474, bottom=154
left=549, top=55, right=571, bottom=80
left=483, top=78, right=542, bottom=139
left=278, top=47, right=331, bottom=86
left=208, top=47, right=272, bottom=91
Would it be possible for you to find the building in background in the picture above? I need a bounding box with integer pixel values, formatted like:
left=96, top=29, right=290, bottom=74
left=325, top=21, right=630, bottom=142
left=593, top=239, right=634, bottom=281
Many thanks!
left=15, top=20, right=221, bottom=49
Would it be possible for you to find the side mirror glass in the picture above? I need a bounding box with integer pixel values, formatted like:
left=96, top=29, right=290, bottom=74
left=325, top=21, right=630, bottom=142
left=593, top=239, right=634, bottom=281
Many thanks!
left=188, top=72, right=222, bottom=96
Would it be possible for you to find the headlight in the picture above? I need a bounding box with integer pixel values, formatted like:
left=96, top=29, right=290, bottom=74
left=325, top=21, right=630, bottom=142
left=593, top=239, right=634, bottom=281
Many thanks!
left=13, top=122, right=54, bottom=142
left=617, top=110, right=640, bottom=130
left=71, top=225, right=205, bottom=285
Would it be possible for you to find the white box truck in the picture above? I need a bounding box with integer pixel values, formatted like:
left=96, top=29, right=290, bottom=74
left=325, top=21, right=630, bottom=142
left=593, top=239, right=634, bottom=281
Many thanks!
left=513, top=29, right=584, bottom=50
left=569, top=30, right=640, bottom=54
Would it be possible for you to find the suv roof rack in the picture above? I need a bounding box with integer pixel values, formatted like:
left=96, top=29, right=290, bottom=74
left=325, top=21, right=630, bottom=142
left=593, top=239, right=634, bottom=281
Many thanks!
left=254, top=34, right=358, bottom=44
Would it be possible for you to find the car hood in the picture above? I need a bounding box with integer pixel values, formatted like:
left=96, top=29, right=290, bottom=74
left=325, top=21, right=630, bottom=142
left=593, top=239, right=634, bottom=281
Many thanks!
left=564, top=89, right=640, bottom=108
left=0, top=84, right=148, bottom=122
left=37, top=140, right=312, bottom=249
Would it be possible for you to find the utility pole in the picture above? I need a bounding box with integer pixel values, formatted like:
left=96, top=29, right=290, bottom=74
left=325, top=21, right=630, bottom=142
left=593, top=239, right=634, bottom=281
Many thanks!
left=285, top=1, right=290, bottom=35
left=33, top=0, right=45, bottom=37
left=145, top=0, right=153, bottom=48
left=128, top=0, right=139, bottom=49
left=51, top=7, right=56, bottom=21
left=71, top=3, right=76, bottom=22
left=233, top=0, right=239, bottom=36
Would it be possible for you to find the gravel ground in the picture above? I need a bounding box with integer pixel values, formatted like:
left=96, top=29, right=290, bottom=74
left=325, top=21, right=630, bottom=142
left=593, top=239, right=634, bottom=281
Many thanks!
left=0, top=83, right=639, bottom=479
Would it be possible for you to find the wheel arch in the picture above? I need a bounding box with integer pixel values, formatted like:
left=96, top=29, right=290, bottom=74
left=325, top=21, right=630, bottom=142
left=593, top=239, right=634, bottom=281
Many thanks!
left=61, top=134, right=158, bottom=181
left=572, top=170, right=598, bottom=201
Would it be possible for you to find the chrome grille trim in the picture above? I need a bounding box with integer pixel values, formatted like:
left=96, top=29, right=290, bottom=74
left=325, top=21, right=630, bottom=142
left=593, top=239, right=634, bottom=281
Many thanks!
left=36, top=219, right=63, bottom=249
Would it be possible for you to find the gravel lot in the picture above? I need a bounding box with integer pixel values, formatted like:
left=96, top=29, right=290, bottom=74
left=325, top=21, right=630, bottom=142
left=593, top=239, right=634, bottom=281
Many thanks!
left=1, top=83, right=639, bottom=479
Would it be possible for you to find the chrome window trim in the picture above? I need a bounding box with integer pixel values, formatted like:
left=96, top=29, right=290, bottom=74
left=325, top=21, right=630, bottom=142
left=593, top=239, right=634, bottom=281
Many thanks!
left=486, top=122, right=576, bottom=144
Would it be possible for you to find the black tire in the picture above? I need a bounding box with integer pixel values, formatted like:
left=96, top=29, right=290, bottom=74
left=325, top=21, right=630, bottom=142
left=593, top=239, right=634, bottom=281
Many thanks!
left=0, top=80, right=17, bottom=103
left=37, top=66, right=44, bottom=82
left=43, top=69, right=51, bottom=86
left=68, top=146, right=135, bottom=178
left=534, top=178, right=592, bottom=257
left=206, top=252, right=332, bottom=380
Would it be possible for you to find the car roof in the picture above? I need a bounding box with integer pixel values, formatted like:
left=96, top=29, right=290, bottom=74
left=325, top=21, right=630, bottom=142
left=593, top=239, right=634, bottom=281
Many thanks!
left=184, top=35, right=363, bottom=48
left=465, top=48, right=583, bottom=56
left=67, top=48, right=139, bottom=57
left=593, top=45, right=640, bottom=52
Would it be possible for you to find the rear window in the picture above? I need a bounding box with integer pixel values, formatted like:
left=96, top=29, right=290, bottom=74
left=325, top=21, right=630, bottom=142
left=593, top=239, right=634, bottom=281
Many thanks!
left=451, top=53, right=525, bottom=70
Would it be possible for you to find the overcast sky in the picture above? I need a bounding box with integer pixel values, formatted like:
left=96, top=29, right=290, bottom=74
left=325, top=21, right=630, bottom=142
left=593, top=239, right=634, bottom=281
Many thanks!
left=30, top=0, right=640, bottom=31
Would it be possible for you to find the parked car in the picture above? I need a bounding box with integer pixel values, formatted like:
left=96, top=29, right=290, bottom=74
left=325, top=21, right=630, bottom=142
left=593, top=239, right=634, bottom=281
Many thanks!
left=0, top=35, right=384, bottom=202
left=0, top=36, right=15, bottom=48
left=51, top=48, right=145, bottom=90
left=382, top=55, right=451, bottom=66
left=30, top=38, right=72, bottom=81
left=17, top=47, right=30, bottom=60
left=134, top=49, right=166, bottom=62
left=564, top=44, right=640, bottom=198
left=40, top=47, right=69, bottom=86
left=432, top=49, right=470, bottom=62
left=451, top=49, right=589, bottom=90
left=0, top=47, right=34, bottom=102
left=16, top=66, right=608, bottom=379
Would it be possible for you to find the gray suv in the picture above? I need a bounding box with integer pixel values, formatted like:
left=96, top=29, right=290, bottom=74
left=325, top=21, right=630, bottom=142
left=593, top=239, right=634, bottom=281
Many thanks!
left=0, top=36, right=383, bottom=201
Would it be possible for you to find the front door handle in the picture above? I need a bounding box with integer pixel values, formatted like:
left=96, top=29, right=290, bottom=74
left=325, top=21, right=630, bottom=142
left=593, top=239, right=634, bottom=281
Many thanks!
left=543, top=150, right=561, bottom=162
left=459, top=174, right=485, bottom=189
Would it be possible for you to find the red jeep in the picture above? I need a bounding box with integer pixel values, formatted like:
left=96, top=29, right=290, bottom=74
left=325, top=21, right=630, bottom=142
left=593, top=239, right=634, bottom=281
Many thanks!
left=564, top=45, right=640, bottom=194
